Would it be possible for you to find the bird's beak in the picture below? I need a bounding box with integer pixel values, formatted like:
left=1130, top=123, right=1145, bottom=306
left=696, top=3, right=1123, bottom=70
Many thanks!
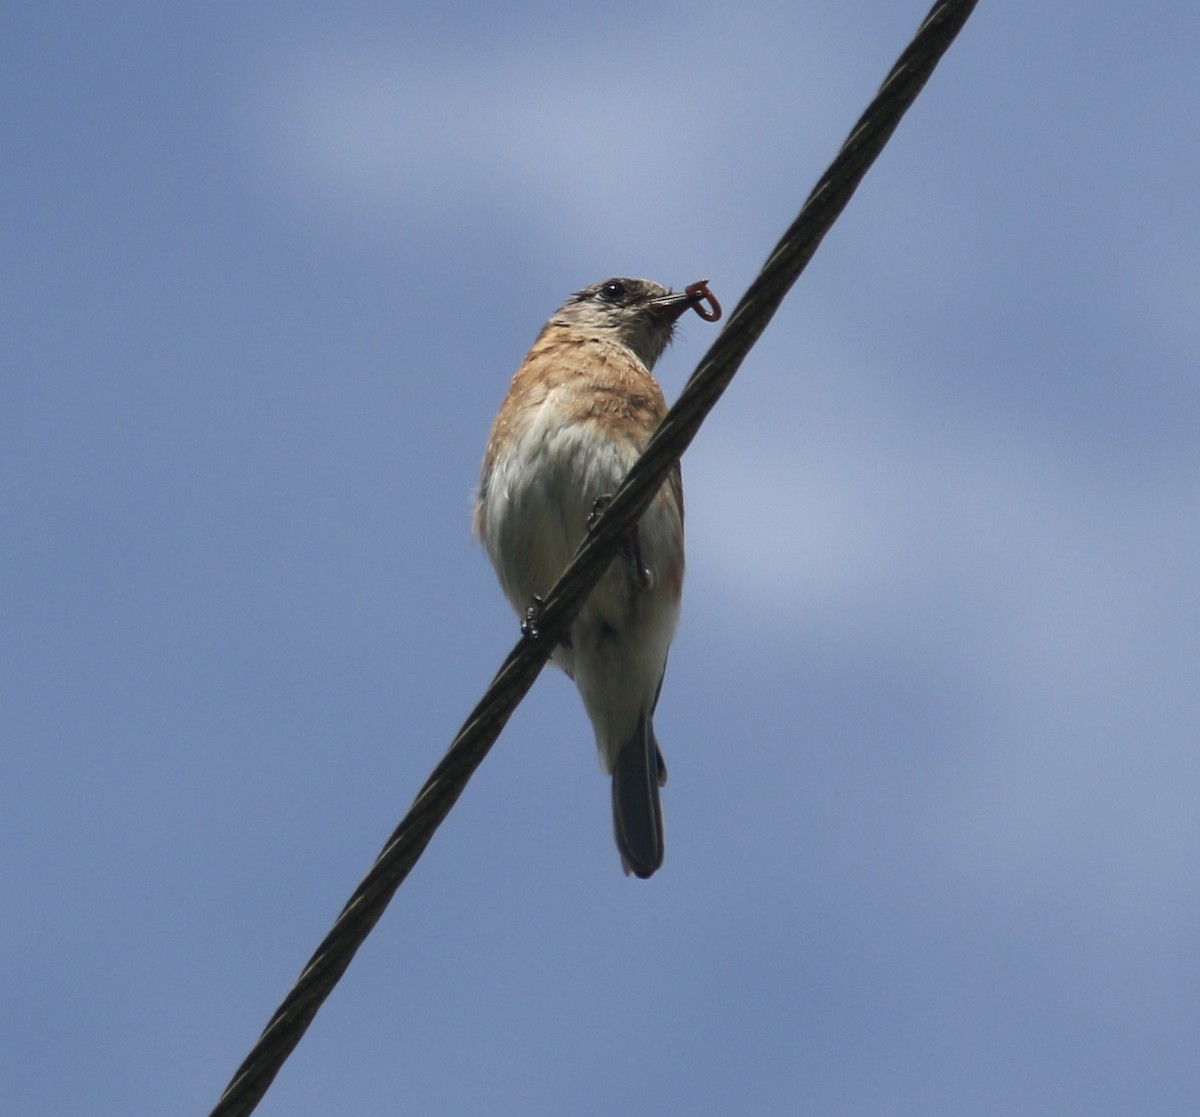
left=649, top=290, right=700, bottom=321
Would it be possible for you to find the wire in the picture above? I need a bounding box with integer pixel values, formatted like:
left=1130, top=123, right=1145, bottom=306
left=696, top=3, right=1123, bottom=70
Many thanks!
left=208, top=3, right=980, bottom=1113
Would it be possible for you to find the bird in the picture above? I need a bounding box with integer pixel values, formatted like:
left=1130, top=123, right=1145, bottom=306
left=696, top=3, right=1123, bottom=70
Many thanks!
left=474, top=276, right=711, bottom=878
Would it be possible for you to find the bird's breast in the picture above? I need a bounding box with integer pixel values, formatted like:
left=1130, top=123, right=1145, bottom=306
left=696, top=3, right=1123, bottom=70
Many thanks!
left=476, top=336, right=681, bottom=626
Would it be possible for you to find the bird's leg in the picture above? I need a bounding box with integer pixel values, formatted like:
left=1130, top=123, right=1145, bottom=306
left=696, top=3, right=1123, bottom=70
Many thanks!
left=629, top=530, right=653, bottom=591
left=588, top=493, right=652, bottom=591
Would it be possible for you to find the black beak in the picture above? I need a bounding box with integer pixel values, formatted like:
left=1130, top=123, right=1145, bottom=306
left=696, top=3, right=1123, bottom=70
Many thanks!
left=648, top=290, right=698, bottom=321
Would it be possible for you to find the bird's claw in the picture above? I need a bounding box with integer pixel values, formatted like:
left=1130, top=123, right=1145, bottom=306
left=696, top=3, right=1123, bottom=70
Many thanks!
left=630, top=535, right=653, bottom=591
left=522, top=595, right=573, bottom=648
left=587, top=493, right=613, bottom=532
left=521, top=595, right=545, bottom=640
left=588, top=493, right=653, bottom=590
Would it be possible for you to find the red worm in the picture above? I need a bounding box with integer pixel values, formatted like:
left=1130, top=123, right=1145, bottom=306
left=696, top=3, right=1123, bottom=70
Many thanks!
left=684, top=279, right=722, bottom=322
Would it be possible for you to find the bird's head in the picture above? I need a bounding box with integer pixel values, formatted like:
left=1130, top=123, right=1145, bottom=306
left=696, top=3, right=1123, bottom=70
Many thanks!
left=550, top=277, right=702, bottom=370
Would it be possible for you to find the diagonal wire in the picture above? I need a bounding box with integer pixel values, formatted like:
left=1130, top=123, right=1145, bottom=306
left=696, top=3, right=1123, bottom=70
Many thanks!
left=208, top=2, right=979, bottom=1113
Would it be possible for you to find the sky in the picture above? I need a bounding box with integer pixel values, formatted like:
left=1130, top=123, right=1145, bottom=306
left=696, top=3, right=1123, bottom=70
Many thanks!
left=3, top=2, right=1199, bottom=1114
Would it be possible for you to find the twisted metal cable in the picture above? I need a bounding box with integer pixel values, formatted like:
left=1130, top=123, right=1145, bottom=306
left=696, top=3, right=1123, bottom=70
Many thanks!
left=209, top=3, right=979, bottom=1112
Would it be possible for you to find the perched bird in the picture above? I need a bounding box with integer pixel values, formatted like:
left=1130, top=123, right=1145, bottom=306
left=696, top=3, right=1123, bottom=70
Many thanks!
left=474, top=277, right=711, bottom=878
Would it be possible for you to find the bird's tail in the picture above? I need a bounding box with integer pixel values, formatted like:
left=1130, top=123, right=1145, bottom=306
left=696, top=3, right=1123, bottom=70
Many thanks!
left=611, top=715, right=667, bottom=879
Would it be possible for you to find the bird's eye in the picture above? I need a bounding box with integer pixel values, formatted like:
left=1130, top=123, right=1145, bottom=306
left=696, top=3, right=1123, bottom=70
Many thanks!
left=600, top=280, right=627, bottom=301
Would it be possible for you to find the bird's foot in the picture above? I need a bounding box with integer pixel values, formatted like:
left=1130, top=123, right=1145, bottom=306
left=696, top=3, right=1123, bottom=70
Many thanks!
left=629, top=531, right=653, bottom=591
left=522, top=595, right=573, bottom=648
left=521, top=595, right=545, bottom=640
left=588, top=493, right=652, bottom=590
left=587, top=493, right=613, bottom=531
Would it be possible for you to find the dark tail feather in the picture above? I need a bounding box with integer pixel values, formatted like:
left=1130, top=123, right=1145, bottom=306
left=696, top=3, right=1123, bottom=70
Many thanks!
left=611, top=716, right=666, bottom=879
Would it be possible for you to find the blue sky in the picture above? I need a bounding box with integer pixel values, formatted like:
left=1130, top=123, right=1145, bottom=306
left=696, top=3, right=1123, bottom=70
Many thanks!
left=4, top=3, right=1199, bottom=1114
